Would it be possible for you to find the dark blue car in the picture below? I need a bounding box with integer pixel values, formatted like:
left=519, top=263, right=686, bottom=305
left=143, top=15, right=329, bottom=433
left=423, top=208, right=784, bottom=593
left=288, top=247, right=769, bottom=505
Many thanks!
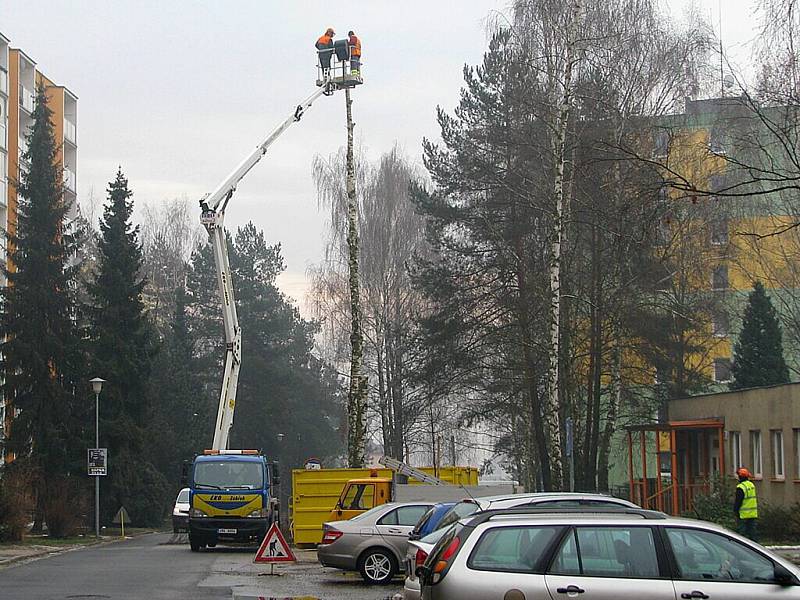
left=409, top=502, right=456, bottom=541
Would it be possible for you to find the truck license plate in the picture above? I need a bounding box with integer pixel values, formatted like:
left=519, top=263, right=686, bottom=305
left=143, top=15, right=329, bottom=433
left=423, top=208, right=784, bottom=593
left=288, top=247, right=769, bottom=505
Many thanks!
left=218, top=528, right=237, bottom=534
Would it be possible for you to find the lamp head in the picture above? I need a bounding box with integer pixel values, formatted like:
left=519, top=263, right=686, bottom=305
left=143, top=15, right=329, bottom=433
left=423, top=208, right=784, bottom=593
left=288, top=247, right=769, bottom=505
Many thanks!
left=90, top=377, right=106, bottom=395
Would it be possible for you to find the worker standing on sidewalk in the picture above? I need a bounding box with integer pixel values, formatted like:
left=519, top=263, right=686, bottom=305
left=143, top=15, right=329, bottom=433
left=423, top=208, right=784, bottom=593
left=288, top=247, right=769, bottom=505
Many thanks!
left=733, top=467, right=759, bottom=541
left=348, top=30, right=361, bottom=76
left=316, top=27, right=335, bottom=77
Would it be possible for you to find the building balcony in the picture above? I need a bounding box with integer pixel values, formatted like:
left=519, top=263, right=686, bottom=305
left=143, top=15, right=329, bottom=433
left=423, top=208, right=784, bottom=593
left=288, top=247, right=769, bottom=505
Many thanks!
left=19, top=85, right=34, bottom=113
left=0, top=68, right=7, bottom=96
left=64, top=119, right=76, bottom=145
left=0, top=180, right=6, bottom=207
left=0, top=123, right=5, bottom=150
left=64, top=168, right=76, bottom=193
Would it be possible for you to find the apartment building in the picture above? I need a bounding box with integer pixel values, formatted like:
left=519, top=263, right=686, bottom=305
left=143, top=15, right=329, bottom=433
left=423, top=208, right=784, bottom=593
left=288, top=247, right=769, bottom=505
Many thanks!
left=0, top=32, right=78, bottom=456
left=652, top=96, right=800, bottom=388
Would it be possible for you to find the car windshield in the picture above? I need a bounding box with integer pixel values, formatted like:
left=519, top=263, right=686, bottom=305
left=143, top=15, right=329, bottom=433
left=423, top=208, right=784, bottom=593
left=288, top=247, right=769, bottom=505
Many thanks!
left=176, top=489, right=189, bottom=503
left=193, top=461, right=263, bottom=489
left=421, top=525, right=451, bottom=545
left=412, top=506, right=436, bottom=534
left=436, top=500, right=479, bottom=531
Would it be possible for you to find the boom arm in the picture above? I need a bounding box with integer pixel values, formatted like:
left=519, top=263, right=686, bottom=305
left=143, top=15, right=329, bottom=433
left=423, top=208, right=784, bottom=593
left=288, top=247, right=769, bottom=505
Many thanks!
left=201, top=84, right=330, bottom=451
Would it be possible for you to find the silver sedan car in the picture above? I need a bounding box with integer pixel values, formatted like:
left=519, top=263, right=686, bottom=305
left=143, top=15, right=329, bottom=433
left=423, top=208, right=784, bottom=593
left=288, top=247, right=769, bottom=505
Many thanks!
left=404, top=493, right=641, bottom=600
left=317, top=501, right=433, bottom=584
left=420, top=508, right=800, bottom=599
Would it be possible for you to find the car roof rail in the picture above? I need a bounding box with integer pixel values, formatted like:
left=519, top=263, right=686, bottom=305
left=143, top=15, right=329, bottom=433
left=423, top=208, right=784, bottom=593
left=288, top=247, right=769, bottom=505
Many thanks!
left=465, top=506, right=668, bottom=526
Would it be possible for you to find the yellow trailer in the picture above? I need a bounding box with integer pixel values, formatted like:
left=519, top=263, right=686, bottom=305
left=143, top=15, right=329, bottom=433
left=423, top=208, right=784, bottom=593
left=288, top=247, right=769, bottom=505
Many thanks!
left=290, top=466, right=478, bottom=545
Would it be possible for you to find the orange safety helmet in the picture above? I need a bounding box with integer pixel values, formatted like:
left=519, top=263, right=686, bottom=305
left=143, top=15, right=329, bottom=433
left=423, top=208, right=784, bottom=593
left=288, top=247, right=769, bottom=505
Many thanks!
left=736, top=467, right=752, bottom=479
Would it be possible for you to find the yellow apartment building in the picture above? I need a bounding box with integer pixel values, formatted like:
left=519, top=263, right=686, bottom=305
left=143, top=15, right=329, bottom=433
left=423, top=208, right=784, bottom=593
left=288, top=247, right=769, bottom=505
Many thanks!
left=0, top=31, right=78, bottom=459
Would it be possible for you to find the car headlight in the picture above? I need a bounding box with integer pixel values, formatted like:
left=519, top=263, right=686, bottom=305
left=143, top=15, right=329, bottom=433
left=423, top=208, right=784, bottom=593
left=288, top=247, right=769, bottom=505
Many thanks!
left=173, top=507, right=182, bottom=516
left=247, top=509, right=266, bottom=518
left=190, top=508, right=208, bottom=518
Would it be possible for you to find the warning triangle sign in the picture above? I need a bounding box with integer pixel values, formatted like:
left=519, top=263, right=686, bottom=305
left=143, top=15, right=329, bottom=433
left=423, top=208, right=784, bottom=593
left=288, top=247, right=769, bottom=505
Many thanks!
left=254, top=522, right=296, bottom=563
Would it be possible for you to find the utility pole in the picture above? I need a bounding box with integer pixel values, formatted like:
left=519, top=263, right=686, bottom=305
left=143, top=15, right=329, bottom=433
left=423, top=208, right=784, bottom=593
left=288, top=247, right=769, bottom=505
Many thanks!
left=344, top=87, right=367, bottom=468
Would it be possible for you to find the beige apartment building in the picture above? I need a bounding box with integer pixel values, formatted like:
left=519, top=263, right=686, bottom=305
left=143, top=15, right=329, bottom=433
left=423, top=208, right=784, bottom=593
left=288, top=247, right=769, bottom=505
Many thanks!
left=0, top=32, right=78, bottom=457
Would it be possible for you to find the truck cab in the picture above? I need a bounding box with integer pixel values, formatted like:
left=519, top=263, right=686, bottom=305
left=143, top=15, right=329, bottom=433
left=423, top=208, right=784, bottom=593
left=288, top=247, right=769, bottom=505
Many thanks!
left=187, top=450, right=279, bottom=552
left=329, top=475, right=392, bottom=521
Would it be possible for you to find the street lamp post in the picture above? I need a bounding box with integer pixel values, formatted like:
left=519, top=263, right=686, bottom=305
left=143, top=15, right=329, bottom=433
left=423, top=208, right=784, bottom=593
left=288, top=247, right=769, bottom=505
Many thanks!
left=90, top=377, right=105, bottom=538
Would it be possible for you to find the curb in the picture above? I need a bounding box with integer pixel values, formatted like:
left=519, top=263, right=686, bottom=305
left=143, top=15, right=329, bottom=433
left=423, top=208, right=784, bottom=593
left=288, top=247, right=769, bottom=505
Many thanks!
left=0, top=529, right=158, bottom=568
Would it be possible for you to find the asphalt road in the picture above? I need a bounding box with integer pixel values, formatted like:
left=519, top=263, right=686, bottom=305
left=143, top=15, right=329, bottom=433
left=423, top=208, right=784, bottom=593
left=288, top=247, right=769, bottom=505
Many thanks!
left=0, top=533, right=403, bottom=600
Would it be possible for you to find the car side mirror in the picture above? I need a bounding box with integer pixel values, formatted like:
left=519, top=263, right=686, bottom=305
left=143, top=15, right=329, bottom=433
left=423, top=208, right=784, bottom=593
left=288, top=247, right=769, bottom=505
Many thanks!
left=775, top=563, right=797, bottom=586
left=409, top=532, right=420, bottom=541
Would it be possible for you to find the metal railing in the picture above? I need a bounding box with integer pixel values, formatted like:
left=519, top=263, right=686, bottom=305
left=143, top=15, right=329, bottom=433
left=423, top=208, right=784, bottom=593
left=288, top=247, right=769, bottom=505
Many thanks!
left=64, top=118, right=77, bottom=144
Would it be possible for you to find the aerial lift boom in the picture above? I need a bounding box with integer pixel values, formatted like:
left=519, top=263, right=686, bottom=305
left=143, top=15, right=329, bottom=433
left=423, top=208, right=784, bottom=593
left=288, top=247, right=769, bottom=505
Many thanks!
left=200, top=84, right=331, bottom=451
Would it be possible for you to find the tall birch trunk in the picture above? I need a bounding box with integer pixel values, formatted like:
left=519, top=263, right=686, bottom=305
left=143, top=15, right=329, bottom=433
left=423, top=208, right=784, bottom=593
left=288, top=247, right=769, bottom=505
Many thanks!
left=345, top=88, right=367, bottom=468
left=547, top=0, right=582, bottom=491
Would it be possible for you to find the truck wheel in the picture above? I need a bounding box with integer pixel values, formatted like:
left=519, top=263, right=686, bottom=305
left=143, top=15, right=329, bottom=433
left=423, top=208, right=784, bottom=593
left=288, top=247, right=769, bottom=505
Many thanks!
left=358, top=548, right=396, bottom=585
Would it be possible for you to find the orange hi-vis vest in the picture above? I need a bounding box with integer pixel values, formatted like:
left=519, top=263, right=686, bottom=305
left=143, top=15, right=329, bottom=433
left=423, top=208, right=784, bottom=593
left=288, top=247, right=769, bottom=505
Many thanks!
left=349, top=35, right=361, bottom=57
left=316, top=34, right=333, bottom=49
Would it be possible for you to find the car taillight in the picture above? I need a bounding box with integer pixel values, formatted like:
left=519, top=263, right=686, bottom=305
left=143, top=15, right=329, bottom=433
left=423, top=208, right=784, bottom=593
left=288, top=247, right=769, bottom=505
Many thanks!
left=415, top=548, right=428, bottom=569
left=321, top=527, right=343, bottom=545
left=432, top=537, right=460, bottom=583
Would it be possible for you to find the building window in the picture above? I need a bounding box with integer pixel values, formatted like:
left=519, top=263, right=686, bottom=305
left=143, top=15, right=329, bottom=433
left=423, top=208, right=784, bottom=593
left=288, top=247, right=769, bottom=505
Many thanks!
left=653, top=130, right=670, bottom=157
left=708, top=173, right=726, bottom=195
left=709, top=127, right=726, bottom=154
left=710, top=219, right=729, bottom=245
left=750, top=430, right=763, bottom=478
left=656, top=218, right=671, bottom=247
left=772, top=430, right=785, bottom=479
left=730, top=431, right=742, bottom=473
left=712, top=265, right=729, bottom=290
left=712, top=311, right=729, bottom=337
left=713, top=358, right=732, bottom=383
left=794, top=429, right=800, bottom=479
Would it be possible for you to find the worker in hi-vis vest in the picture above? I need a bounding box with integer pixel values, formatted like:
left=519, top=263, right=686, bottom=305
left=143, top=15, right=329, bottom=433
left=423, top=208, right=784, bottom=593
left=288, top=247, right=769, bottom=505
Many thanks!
left=733, top=467, right=758, bottom=541
left=316, top=28, right=335, bottom=76
left=348, top=30, right=361, bottom=76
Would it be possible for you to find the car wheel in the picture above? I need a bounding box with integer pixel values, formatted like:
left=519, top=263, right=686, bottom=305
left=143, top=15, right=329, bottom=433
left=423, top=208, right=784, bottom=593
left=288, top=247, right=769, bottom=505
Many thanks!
left=189, top=536, right=202, bottom=552
left=358, top=548, right=396, bottom=585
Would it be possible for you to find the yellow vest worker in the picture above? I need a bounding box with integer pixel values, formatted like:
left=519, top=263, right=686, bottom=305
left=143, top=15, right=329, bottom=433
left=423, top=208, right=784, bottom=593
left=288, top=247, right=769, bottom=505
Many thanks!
left=348, top=30, right=362, bottom=76
left=733, top=467, right=758, bottom=541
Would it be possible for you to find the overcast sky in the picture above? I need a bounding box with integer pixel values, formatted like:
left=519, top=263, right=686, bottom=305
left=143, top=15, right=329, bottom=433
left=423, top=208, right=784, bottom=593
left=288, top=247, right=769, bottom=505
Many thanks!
left=3, top=0, right=758, bottom=315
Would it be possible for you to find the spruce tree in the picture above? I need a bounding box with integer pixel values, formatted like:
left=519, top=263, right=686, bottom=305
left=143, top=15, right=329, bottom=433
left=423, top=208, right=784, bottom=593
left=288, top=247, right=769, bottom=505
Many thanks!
left=0, top=85, right=86, bottom=533
left=730, top=281, right=790, bottom=390
left=89, top=169, right=166, bottom=525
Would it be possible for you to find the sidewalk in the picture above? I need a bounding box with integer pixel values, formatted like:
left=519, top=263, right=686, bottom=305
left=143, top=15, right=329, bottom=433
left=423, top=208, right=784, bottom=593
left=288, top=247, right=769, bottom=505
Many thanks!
left=0, top=530, right=156, bottom=568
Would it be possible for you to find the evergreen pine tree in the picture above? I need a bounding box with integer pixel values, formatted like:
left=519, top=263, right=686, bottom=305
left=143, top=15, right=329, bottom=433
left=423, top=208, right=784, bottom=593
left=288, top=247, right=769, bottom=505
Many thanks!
left=89, top=169, right=167, bottom=525
left=0, top=85, right=86, bottom=534
left=149, top=285, right=206, bottom=483
left=730, top=281, right=790, bottom=390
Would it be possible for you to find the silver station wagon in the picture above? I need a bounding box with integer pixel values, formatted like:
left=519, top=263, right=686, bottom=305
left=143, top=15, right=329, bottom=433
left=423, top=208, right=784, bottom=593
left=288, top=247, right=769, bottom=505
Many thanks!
left=419, top=507, right=800, bottom=599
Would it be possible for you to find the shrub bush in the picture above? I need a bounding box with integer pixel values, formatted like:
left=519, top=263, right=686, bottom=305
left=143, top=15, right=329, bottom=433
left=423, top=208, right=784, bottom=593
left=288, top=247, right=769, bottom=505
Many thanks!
left=684, top=474, right=737, bottom=531
left=42, top=476, right=90, bottom=538
left=0, top=464, right=35, bottom=541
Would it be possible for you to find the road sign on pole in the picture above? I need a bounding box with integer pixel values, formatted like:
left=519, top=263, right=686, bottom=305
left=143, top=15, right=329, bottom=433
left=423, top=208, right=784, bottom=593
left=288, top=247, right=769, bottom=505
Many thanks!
left=88, top=448, right=108, bottom=476
left=254, top=522, right=296, bottom=566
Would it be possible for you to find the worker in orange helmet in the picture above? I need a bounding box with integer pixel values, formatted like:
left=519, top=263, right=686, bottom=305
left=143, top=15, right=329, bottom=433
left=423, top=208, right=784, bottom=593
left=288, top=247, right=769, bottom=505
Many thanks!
left=316, top=27, right=335, bottom=77
left=733, top=467, right=758, bottom=541
left=348, top=30, right=362, bottom=76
